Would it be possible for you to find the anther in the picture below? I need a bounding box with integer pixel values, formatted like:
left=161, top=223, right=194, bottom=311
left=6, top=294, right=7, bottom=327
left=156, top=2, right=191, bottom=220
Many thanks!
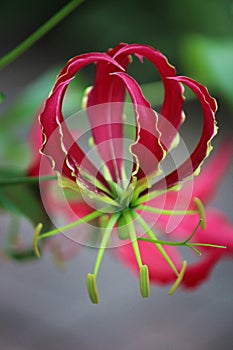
left=140, top=265, right=150, bottom=298
left=86, top=273, right=99, bottom=304
left=33, top=223, right=43, bottom=258
left=168, top=260, right=187, bottom=295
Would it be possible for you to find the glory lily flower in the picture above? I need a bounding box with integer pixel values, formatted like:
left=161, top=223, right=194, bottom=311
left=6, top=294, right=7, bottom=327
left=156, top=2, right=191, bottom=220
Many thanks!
left=33, top=43, right=220, bottom=303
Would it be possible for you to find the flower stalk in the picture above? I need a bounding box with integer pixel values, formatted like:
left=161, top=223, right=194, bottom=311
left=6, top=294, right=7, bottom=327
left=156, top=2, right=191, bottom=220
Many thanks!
left=0, top=0, right=85, bottom=70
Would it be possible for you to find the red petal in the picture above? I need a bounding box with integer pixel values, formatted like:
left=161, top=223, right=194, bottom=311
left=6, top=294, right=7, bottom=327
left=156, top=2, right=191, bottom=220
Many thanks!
left=151, top=76, right=217, bottom=191
left=114, top=44, right=184, bottom=149
left=112, top=72, right=164, bottom=180
left=27, top=116, right=43, bottom=176
left=86, top=44, right=130, bottom=181
left=40, top=53, right=124, bottom=190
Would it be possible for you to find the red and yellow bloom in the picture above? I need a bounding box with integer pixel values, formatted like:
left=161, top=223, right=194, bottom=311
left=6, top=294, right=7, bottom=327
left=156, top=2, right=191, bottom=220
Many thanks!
left=33, top=43, right=223, bottom=303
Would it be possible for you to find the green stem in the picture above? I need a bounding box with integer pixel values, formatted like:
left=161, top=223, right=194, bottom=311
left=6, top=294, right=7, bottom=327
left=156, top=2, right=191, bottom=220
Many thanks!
left=137, top=204, right=197, bottom=216
left=0, top=0, right=85, bottom=70
left=0, top=175, right=57, bottom=186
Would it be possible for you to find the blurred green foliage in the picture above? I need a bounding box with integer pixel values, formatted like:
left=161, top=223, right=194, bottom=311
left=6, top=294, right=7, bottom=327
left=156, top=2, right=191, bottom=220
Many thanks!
left=0, top=69, right=58, bottom=169
left=180, top=36, right=233, bottom=110
left=1, top=0, right=232, bottom=64
left=1, top=0, right=232, bottom=101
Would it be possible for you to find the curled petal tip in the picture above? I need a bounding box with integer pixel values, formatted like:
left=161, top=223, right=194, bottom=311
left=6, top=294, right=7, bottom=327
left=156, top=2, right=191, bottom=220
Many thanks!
left=33, top=223, right=43, bottom=258
left=86, top=273, right=99, bottom=304
left=140, top=265, right=150, bottom=298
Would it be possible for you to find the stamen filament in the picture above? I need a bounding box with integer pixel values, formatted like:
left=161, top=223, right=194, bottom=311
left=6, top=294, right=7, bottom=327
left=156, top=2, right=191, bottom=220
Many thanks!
left=191, top=243, right=226, bottom=249
left=137, top=204, right=197, bottom=216
left=87, top=213, right=120, bottom=304
left=133, top=186, right=180, bottom=206
left=32, top=210, right=104, bottom=257
left=38, top=210, right=103, bottom=240
left=123, top=210, right=150, bottom=298
left=123, top=210, right=142, bottom=267
left=183, top=218, right=204, bottom=244
left=93, top=213, right=120, bottom=276
left=132, top=211, right=179, bottom=277
left=138, top=213, right=226, bottom=255
left=194, top=197, right=206, bottom=229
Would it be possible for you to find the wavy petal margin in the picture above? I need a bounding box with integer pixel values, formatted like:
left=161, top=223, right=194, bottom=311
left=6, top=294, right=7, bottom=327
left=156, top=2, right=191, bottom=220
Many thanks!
left=113, top=44, right=184, bottom=149
left=112, top=71, right=164, bottom=181
left=86, top=44, right=131, bottom=182
left=150, top=76, right=218, bottom=192
left=39, top=53, right=124, bottom=192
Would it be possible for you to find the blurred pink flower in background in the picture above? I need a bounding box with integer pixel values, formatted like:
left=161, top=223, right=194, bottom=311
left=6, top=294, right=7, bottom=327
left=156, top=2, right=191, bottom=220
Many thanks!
left=115, top=140, right=233, bottom=289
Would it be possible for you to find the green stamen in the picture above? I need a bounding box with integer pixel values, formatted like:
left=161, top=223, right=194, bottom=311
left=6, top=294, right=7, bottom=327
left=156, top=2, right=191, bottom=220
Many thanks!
left=87, top=213, right=120, bottom=303
left=123, top=210, right=142, bottom=267
left=123, top=210, right=150, bottom=298
left=93, top=213, right=120, bottom=276
left=133, top=186, right=180, bottom=206
left=138, top=237, right=225, bottom=251
left=137, top=204, right=197, bottom=216
left=168, top=260, right=187, bottom=295
left=183, top=217, right=204, bottom=244
left=33, top=223, right=43, bottom=257
left=32, top=210, right=103, bottom=257
left=140, top=265, right=150, bottom=298
left=194, top=197, right=206, bottom=229
left=86, top=273, right=99, bottom=304
left=138, top=216, right=226, bottom=254
left=132, top=211, right=179, bottom=277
